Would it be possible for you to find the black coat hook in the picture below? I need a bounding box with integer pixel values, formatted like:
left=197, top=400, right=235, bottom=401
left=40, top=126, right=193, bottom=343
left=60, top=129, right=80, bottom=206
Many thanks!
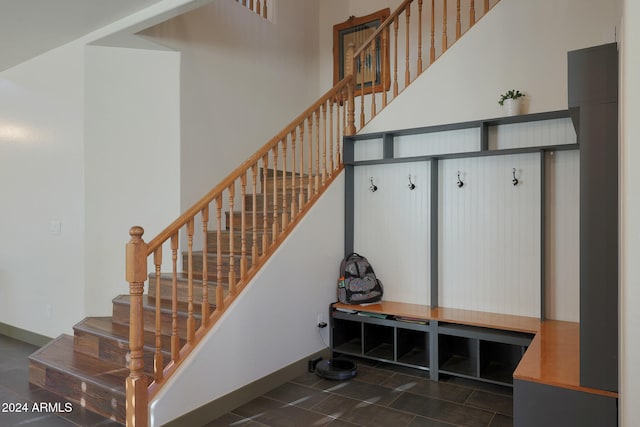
left=457, top=171, right=464, bottom=188
left=408, top=174, right=416, bottom=190
left=369, top=177, right=378, bottom=192
left=512, top=168, right=519, bottom=186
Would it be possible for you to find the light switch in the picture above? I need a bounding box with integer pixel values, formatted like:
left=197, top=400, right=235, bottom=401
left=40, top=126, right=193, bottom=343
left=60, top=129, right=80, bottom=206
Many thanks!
left=50, top=220, right=61, bottom=235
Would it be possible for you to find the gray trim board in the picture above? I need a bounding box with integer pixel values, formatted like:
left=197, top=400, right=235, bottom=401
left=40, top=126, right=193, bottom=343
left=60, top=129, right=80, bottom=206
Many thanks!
left=514, top=379, right=617, bottom=427
left=540, top=151, right=546, bottom=321
left=344, top=164, right=355, bottom=256
left=430, top=159, right=439, bottom=308
left=0, top=322, right=52, bottom=347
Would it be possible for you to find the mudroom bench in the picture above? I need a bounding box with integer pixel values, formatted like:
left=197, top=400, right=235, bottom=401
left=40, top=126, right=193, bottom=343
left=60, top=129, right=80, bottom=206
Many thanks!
left=331, top=301, right=618, bottom=426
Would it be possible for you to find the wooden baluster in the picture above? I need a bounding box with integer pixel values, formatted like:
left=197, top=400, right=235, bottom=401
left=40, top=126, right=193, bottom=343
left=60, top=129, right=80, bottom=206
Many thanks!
left=338, top=96, right=343, bottom=162
left=307, top=113, right=313, bottom=197
left=215, top=196, right=224, bottom=311
left=281, top=139, right=289, bottom=230
left=456, top=0, right=461, bottom=40
left=322, top=102, right=327, bottom=184
left=240, top=173, right=248, bottom=280
left=393, top=16, right=399, bottom=97
left=298, top=123, right=305, bottom=210
left=153, top=247, right=163, bottom=382
left=382, top=27, right=388, bottom=107
left=359, top=50, right=365, bottom=128
left=315, top=108, right=320, bottom=193
left=290, top=129, right=297, bottom=219
left=261, top=154, right=269, bottom=255
left=251, top=164, right=259, bottom=264
left=484, top=0, right=489, bottom=13
left=470, top=0, right=476, bottom=26
left=329, top=101, right=334, bottom=174
left=263, top=0, right=267, bottom=19
left=345, top=43, right=356, bottom=136
left=170, top=232, right=179, bottom=360
left=405, top=3, right=411, bottom=86
left=371, top=37, right=377, bottom=119
left=256, top=0, right=261, bottom=16
left=250, top=0, right=254, bottom=11
left=418, top=0, right=424, bottom=74
left=442, top=0, right=448, bottom=53
left=126, top=226, right=148, bottom=427
left=186, top=219, right=195, bottom=343
left=242, top=0, right=246, bottom=6
left=228, top=184, right=236, bottom=295
left=201, top=206, right=210, bottom=324
left=430, top=0, right=436, bottom=63
left=272, top=146, right=279, bottom=242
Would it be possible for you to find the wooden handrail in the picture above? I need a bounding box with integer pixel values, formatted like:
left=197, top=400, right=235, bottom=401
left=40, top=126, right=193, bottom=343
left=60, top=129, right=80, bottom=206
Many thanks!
left=145, top=75, right=354, bottom=254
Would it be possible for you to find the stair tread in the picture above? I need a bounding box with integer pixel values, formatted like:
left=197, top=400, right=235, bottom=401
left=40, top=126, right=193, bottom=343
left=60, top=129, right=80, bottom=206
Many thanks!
left=30, top=335, right=127, bottom=394
left=149, top=272, right=226, bottom=287
left=74, top=316, right=178, bottom=353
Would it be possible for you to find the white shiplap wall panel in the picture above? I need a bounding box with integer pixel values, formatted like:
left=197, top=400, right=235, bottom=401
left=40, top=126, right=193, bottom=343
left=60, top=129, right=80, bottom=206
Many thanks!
left=545, top=150, right=580, bottom=322
left=488, top=118, right=577, bottom=150
left=353, top=162, right=431, bottom=305
left=394, top=128, right=480, bottom=158
left=354, top=138, right=384, bottom=162
left=439, top=154, right=541, bottom=317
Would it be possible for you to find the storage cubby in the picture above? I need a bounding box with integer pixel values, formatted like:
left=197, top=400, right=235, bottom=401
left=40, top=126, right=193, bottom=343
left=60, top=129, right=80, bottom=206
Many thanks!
left=331, top=316, right=362, bottom=356
left=479, top=341, right=526, bottom=385
left=396, top=327, right=429, bottom=367
left=438, top=334, right=478, bottom=377
left=363, top=323, right=394, bottom=360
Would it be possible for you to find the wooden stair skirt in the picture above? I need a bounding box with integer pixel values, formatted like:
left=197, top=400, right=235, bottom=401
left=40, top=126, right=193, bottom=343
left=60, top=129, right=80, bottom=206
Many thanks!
left=27, top=185, right=275, bottom=424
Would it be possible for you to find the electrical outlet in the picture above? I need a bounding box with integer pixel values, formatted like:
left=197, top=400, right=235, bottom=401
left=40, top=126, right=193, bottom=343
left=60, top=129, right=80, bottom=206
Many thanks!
left=317, top=313, right=327, bottom=328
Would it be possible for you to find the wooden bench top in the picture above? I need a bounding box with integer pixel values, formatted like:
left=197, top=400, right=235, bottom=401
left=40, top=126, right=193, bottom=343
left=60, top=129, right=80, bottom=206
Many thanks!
left=332, top=301, right=618, bottom=399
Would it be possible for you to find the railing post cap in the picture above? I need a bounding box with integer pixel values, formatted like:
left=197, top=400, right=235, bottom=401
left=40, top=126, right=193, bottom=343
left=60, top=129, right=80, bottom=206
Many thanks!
left=129, top=226, right=145, bottom=239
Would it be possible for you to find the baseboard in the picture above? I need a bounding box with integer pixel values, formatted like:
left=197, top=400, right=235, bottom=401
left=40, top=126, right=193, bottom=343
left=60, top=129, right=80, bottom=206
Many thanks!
left=0, top=322, right=52, bottom=347
left=162, top=347, right=331, bottom=427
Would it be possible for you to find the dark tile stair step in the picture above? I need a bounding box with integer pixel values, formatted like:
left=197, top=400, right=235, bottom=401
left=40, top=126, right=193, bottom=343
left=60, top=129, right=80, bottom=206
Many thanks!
left=205, top=229, right=272, bottom=252
left=29, top=334, right=129, bottom=424
left=242, top=191, right=310, bottom=210
left=112, top=295, right=213, bottom=339
left=148, top=272, right=227, bottom=304
left=73, top=317, right=175, bottom=375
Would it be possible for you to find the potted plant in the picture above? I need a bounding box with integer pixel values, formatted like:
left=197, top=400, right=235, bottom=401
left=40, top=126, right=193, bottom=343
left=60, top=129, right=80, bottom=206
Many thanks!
left=498, top=89, right=526, bottom=116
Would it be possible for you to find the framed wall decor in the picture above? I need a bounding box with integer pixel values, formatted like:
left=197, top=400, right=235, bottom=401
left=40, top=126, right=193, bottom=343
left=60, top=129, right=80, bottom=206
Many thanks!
left=333, top=8, right=391, bottom=95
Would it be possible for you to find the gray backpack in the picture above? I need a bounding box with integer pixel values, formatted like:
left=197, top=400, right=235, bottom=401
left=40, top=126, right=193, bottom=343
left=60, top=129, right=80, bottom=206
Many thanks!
left=338, top=253, right=384, bottom=304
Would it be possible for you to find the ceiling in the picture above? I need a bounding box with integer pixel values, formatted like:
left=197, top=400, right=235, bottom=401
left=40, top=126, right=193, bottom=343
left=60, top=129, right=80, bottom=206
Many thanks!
left=0, top=0, right=167, bottom=72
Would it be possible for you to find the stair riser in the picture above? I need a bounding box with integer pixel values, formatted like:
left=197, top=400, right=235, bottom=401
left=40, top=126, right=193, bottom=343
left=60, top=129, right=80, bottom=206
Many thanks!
left=112, top=301, right=201, bottom=340
left=206, top=231, right=271, bottom=253
left=262, top=177, right=315, bottom=193
left=243, top=193, right=308, bottom=210
left=148, top=276, right=223, bottom=305
left=73, top=331, right=167, bottom=377
left=182, top=254, right=245, bottom=278
left=29, top=361, right=126, bottom=423
left=225, top=211, right=298, bottom=230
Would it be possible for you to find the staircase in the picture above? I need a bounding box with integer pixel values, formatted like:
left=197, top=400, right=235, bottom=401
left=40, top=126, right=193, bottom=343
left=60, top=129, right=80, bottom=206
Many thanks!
left=28, top=170, right=301, bottom=424
left=27, top=1, right=498, bottom=425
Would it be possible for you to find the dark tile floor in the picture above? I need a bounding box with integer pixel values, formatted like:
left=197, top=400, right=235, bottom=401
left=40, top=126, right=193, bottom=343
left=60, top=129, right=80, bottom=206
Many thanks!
left=2, top=335, right=513, bottom=427
left=206, top=358, right=514, bottom=427
left=0, top=334, right=120, bottom=427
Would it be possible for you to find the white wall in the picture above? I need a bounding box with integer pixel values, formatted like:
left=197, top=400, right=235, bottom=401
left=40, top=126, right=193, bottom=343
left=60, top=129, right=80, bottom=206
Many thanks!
left=0, top=44, right=86, bottom=338
left=620, top=1, right=640, bottom=424
left=84, top=45, right=181, bottom=315
left=149, top=172, right=344, bottom=427
left=141, top=0, right=321, bottom=211
left=360, top=0, right=621, bottom=133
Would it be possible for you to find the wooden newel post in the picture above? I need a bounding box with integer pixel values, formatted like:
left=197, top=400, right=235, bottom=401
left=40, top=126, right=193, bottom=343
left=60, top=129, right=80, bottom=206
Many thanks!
left=126, top=226, right=148, bottom=427
left=345, top=42, right=357, bottom=136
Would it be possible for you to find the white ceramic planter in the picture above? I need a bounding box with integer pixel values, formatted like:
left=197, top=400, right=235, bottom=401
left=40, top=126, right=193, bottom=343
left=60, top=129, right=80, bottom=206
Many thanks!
left=504, top=98, right=522, bottom=116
